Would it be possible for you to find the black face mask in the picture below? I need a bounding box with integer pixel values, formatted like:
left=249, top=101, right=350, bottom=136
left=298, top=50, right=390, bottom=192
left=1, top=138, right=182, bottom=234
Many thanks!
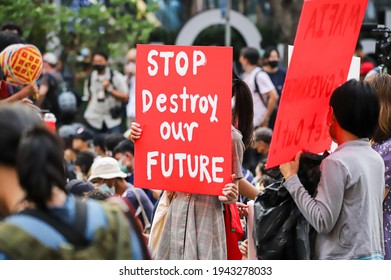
left=93, top=64, right=106, bottom=72
left=268, top=61, right=279, bottom=68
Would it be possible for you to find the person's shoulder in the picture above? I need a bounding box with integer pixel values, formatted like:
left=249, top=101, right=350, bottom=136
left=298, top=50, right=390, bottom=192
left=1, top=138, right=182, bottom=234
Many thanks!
left=5, top=212, right=40, bottom=225
left=256, top=67, right=273, bottom=80
left=277, top=68, right=286, bottom=76
left=111, top=69, right=128, bottom=86
left=231, top=126, right=243, bottom=142
left=135, top=188, right=152, bottom=201
left=86, top=196, right=107, bottom=212
left=112, top=69, right=126, bottom=79
left=123, top=185, right=136, bottom=198
left=253, top=66, right=264, bottom=75
left=374, top=138, right=391, bottom=150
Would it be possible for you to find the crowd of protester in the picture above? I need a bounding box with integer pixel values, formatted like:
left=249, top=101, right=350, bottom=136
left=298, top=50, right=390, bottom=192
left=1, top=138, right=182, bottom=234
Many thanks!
left=0, top=21, right=390, bottom=260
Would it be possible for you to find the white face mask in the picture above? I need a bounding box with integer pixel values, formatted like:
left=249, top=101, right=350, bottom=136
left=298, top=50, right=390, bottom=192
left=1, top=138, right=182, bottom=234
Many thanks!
left=118, top=155, right=128, bottom=173
left=99, top=184, right=116, bottom=195
left=126, top=62, right=136, bottom=75
left=75, top=171, right=84, bottom=181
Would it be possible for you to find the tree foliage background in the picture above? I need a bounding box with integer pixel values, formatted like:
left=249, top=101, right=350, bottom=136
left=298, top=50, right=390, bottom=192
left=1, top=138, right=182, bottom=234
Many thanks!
left=0, top=0, right=157, bottom=58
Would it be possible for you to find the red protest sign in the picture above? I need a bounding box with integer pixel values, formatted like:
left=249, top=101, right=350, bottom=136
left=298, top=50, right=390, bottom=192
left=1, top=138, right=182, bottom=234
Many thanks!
left=134, top=44, right=233, bottom=196
left=267, top=0, right=368, bottom=168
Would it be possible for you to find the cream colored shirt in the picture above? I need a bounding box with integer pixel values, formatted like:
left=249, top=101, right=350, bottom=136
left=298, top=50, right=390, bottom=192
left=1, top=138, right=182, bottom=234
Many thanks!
left=83, top=68, right=128, bottom=129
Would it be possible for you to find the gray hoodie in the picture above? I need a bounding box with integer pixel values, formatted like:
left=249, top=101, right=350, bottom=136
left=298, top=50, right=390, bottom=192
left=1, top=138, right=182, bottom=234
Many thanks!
left=284, top=139, right=385, bottom=259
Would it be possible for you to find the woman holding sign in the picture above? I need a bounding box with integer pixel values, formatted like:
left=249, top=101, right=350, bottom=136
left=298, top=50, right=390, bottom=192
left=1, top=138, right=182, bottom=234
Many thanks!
left=129, top=72, right=258, bottom=260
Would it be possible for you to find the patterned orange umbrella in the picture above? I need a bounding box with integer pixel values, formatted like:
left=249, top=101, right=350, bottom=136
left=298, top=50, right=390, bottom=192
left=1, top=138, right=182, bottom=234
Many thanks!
left=9, top=45, right=43, bottom=85
left=0, top=44, right=42, bottom=99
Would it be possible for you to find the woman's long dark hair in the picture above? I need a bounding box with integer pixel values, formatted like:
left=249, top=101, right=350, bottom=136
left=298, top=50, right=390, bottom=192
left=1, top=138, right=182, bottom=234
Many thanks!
left=0, top=104, right=41, bottom=166
left=17, top=126, right=66, bottom=210
left=232, top=71, right=254, bottom=148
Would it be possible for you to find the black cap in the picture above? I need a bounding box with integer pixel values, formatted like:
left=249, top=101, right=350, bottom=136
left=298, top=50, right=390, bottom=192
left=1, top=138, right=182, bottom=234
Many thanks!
left=65, top=179, right=94, bottom=196
left=74, top=127, right=94, bottom=141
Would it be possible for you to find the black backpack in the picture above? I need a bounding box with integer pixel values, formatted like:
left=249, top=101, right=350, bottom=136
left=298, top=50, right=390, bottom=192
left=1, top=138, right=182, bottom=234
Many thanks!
left=253, top=151, right=329, bottom=260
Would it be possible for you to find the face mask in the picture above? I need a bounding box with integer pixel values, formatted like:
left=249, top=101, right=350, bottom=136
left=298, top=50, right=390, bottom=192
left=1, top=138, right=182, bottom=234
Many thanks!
left=99, top=183, right=116, bottom=195
left=119, top=163, right=128, bottom=174
left=126, top=62, right=136, bottom=75
left=75, top=171, right=84, bottom=181
left=268, top=61, right=279, bottom=68
left=118, top=155, right=128, bottom=173
left=93, top=64, right=106, bottom=72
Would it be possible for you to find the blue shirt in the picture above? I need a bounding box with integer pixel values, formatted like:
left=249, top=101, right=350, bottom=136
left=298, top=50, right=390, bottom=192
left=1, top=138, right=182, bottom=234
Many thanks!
left=123, top=183, right=154, bottom=224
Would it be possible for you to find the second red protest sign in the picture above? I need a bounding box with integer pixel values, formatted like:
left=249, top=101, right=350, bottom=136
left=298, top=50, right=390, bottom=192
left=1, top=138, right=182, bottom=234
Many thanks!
left=267, top=0, right=368, bottom=168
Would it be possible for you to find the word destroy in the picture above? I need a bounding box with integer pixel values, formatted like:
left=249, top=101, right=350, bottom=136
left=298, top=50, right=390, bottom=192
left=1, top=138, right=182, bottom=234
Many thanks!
left=142, top=87, right=218, bottom=123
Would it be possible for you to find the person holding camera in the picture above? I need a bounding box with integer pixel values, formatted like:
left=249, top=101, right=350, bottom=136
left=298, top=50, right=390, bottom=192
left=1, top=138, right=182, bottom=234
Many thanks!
left=83, top=51, right=129, bottom=134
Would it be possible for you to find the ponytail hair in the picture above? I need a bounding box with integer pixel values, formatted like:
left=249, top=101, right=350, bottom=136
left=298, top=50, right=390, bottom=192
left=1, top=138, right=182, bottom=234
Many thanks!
left=17, top=126, right=66, bottom=210
left=232, top=71, right=254, bottom=148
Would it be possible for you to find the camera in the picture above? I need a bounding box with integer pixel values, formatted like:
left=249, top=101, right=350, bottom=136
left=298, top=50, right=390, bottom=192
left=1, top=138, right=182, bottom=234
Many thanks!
left=361, top=23, right=391, bottom=74
left=97, top=89, right=105, bottom=102
left=96, top=77, right=106, bottom=102
left=109, top=105, right=122, bottom=119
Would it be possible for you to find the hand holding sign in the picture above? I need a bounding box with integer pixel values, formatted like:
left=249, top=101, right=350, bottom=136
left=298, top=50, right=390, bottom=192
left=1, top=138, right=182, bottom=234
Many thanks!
left=128, top=122, right=142, bottom=142
left=218, top=174, right=238, bottom=204
left=279, top=151, right=302, bottom=181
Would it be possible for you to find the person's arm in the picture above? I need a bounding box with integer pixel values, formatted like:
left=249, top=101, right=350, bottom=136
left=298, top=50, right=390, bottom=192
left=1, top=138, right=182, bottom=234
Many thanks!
left=238, top=177, right=260, bottom=200
left=377, top=142, right=391, bottom=198
left=36, top=79, right=49, bottom=108
left=0, top=83, right=38, bottom=103
left=255, top=71, right=278, bottom=128
left=103, top=74, right=129, bottom=102
left=106, top=85, right=129, bottom=102
left=239, top=239, right=248, bottom=260
left=280, top=151, right=345, bottom=233
left=260, top=88, right=278, bottom=127
left=83, top=78, right=91, bottom=102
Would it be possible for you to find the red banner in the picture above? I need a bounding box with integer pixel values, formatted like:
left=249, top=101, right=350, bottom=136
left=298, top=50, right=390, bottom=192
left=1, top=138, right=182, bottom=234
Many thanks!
left=134, top=45, right=233, bottom=196
left=267, top=0, right=368, bottom=168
